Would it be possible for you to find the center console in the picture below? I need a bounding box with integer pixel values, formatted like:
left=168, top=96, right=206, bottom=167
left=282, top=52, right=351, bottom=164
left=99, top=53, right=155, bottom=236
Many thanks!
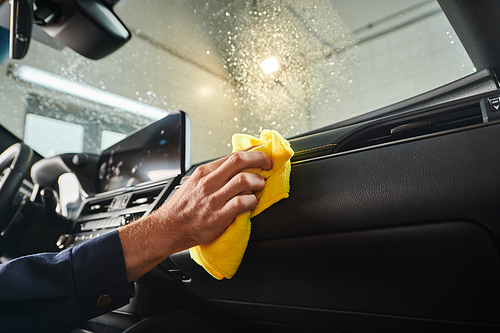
left=57, top=110, right=191, bottom=249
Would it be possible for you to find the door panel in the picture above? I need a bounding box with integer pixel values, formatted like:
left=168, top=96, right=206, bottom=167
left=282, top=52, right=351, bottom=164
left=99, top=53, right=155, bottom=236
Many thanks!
left=171, top=120, right=500, bottom=332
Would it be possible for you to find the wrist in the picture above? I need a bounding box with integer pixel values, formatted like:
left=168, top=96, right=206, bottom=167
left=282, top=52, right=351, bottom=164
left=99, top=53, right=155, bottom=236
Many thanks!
left=118, top=213, right=176, bottom=282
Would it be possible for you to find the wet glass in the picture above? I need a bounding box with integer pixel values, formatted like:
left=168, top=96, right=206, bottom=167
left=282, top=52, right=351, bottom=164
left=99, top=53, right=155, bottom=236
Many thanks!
left=0, top=0, right=474, bottom=164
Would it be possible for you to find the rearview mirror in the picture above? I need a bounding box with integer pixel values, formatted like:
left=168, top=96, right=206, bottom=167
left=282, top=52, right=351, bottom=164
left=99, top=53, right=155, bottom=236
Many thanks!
left=9, top=0, right=33, bottom=59
left=9, top=0, right=130, bottom=60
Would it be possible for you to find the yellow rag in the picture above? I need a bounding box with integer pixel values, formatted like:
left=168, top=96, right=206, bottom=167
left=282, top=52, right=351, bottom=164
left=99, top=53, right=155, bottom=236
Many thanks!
left=189, top=129, right=294, bottom=279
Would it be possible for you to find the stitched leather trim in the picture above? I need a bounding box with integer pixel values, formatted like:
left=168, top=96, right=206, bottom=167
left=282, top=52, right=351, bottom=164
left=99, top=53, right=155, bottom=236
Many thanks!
left=295, top=143, right=337, bottom=154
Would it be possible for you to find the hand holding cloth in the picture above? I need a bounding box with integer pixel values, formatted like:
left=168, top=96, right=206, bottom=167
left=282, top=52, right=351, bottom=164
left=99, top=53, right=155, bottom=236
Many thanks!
left=189, top=130, right=294, bottom=279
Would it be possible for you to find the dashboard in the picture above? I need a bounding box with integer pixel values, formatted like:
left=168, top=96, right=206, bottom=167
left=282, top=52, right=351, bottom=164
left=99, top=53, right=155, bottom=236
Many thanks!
left=57, top=110, right=191, bottom=250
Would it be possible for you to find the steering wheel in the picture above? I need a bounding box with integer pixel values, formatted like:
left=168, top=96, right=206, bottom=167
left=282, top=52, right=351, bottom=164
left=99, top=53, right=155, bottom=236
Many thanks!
left=0, top=143, right=33, bottom=232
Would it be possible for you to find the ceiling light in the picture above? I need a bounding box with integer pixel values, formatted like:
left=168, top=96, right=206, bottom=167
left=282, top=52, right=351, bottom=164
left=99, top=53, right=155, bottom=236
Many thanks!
left=8, top=64, right=167, bottom=120
left=260, top=57, right=279, bottom=74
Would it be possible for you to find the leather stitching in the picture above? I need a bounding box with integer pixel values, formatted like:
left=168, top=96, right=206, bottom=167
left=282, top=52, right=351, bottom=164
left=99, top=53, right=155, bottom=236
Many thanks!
left=294, top=143, right=337, bottom=154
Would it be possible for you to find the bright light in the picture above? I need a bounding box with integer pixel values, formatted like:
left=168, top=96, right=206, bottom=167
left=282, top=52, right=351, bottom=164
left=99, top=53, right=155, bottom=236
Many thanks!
left=9, top=65, right=168, bottom=120
left=260, top=57, right=279, bottom=74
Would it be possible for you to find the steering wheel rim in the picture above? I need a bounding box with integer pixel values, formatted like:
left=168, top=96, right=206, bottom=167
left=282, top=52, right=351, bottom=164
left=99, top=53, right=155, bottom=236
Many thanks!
left=0, top=143, right=33, bottom=232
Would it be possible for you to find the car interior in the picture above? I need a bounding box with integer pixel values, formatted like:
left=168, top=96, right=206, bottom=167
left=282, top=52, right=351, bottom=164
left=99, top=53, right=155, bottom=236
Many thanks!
left=1, top=0, right=500, bottom=332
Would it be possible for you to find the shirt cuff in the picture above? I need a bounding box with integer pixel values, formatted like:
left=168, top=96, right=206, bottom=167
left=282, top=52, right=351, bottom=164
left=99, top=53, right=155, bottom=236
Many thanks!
left=71, top=229, right=133, bottom=320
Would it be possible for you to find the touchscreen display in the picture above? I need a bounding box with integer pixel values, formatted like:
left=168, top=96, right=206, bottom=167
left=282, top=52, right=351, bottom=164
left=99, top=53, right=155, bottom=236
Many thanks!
left=96, top=111, right=190, bottom=192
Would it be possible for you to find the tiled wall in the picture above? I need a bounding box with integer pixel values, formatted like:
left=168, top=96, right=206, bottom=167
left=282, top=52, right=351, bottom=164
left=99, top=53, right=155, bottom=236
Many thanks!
left=309, top=10, right=475, bottom=129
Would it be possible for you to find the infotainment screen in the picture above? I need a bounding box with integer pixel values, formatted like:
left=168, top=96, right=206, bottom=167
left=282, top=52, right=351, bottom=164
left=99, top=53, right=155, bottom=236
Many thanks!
left=96, top=110, right=191, bottom=192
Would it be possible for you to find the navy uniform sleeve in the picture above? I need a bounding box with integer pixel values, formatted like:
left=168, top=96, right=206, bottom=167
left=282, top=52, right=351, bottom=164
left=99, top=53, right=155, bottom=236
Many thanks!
left=0, top=230, right=133, bottom=333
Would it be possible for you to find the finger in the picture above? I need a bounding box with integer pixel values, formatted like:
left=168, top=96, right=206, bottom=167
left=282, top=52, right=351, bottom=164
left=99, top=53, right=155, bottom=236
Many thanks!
left=191, top=148, right=271, bottom=182
left=221, top=193, right=258, bottom=218
left=195, top=146, right=258, bottom=175
left=216, top=172, right=266, bottom=200
left=193, top=154, right=232, bottom=178
left=207, top=151, right=272, bottom=188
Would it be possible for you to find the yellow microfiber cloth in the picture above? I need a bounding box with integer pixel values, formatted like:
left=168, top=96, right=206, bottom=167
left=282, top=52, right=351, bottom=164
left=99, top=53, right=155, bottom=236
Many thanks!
left=189, top=129, right=294, bottom=279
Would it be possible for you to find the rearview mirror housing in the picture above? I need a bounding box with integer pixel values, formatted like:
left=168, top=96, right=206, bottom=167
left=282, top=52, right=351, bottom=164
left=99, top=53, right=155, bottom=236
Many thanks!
left=10, top=0, right=131, bottom=60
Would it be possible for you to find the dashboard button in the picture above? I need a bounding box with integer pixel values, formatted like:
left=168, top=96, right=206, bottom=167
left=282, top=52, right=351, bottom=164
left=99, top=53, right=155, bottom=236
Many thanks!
left=489, top=97, right=500, bottom=112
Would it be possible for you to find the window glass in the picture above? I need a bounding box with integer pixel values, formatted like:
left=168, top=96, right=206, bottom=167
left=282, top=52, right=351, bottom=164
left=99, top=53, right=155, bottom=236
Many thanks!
left=101, top=130, right=127, bottom=151
left=0, top=0, right=474, bottom=163
left=24, top=114, right=84, bottom=157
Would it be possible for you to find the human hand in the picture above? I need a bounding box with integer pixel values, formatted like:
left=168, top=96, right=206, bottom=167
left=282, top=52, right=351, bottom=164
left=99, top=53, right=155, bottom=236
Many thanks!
left=118, top=150, right=272, bottom=281
left=157, top=149, right=273, bottom=252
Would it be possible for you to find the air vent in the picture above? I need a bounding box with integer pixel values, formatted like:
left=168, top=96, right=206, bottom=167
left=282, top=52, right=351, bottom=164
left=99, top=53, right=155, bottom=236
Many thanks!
left=127, top=188, right=163, bottom=209
left=337, top=105, right=482, bottom=152
left=81, top=198, right=113, bottom=216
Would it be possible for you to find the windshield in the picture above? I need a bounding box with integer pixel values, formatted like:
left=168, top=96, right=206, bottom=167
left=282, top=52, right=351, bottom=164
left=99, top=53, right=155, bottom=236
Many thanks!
left=0, top=0, right=474, bottom=164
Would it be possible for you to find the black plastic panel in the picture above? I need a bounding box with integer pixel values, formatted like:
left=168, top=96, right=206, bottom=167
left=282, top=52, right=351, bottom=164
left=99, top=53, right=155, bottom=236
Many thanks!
left=438, top=0, right=500, bottom=75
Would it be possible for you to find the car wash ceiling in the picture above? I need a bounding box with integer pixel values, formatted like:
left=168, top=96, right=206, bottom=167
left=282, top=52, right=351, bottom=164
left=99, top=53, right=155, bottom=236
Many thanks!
left=115, top=0, right=440, bottom=82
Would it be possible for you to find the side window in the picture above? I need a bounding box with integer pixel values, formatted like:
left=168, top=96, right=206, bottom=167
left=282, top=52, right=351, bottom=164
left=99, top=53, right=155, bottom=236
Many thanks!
left=101, top=131, right=127, bottom=151
left=24, top=114, right=85, bottom=157
left=22, top=91, right=136, bottom=156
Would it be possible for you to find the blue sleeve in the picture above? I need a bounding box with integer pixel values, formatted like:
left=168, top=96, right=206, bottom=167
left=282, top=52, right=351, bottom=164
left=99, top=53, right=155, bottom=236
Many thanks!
left=0, top=230, right=133, bottom=333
